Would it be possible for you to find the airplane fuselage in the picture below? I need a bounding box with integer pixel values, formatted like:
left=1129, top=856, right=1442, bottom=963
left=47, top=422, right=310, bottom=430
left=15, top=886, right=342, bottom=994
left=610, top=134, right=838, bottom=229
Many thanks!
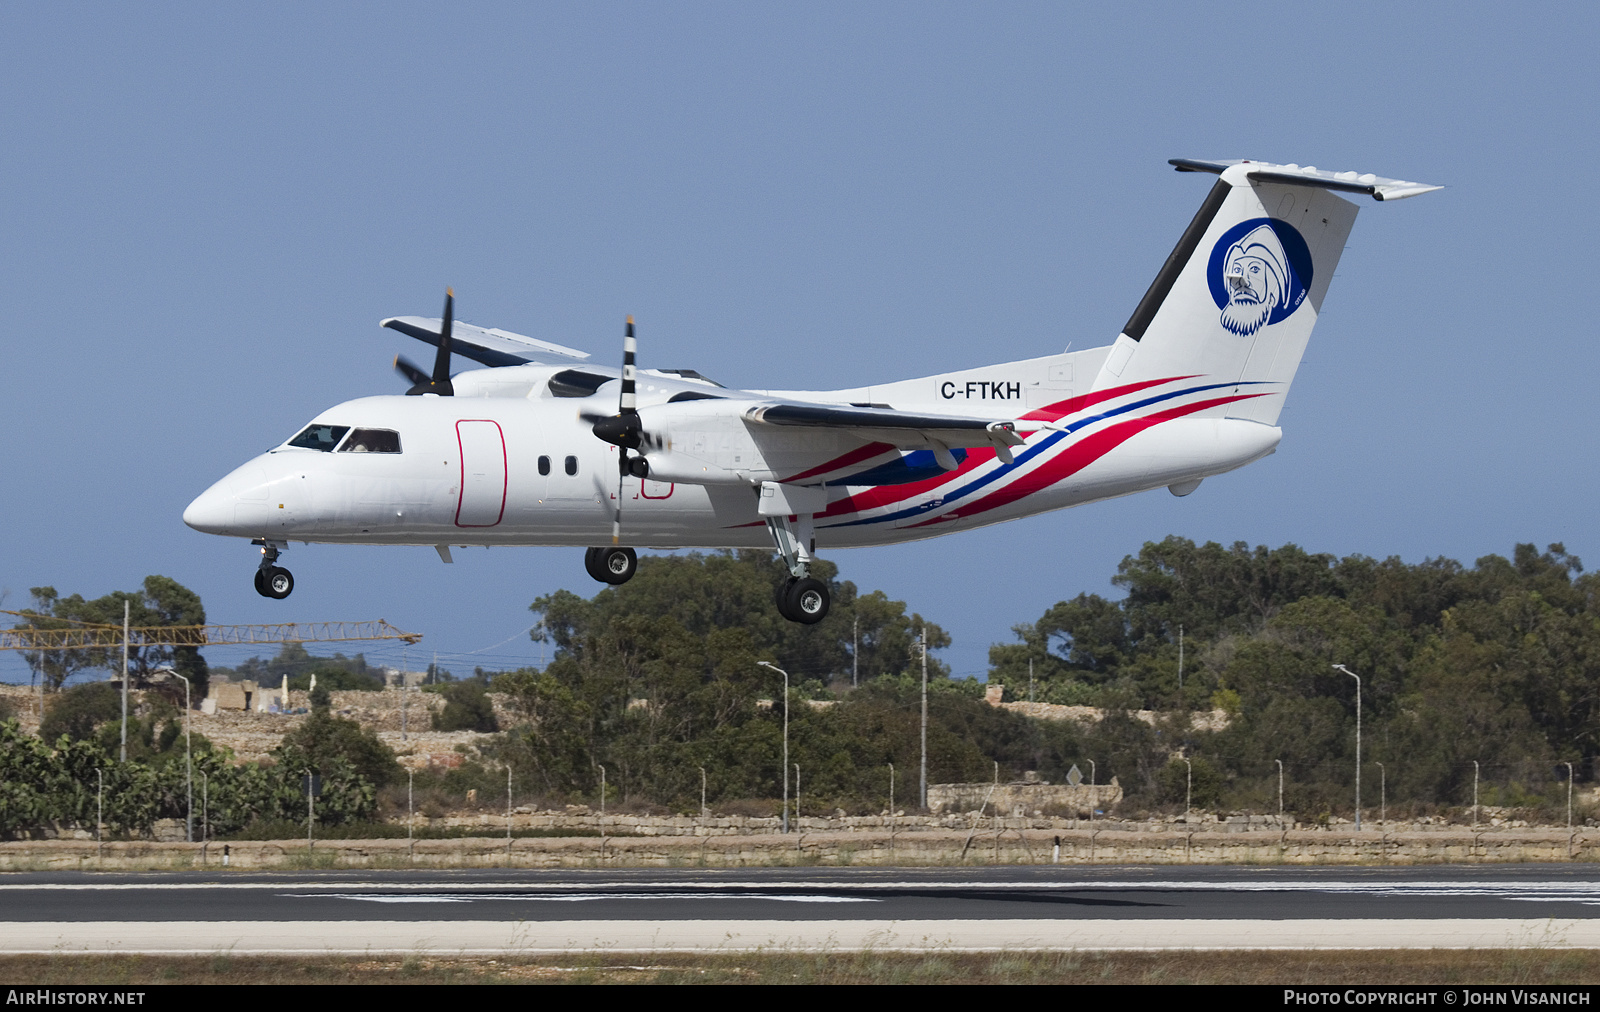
left=184, top=366, right=1283, bottom=551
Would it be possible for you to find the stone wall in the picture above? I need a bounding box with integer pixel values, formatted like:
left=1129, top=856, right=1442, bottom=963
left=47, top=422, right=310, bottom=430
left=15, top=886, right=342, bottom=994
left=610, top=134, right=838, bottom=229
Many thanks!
left=927, top=779, right=1123, bottom=816
left=7, top=826, right=1600, bottom=871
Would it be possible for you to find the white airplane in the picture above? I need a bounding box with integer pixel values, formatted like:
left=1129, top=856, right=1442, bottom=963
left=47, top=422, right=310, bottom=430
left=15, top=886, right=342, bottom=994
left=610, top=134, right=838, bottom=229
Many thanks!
left=184, top=158, right=1440, bottom=624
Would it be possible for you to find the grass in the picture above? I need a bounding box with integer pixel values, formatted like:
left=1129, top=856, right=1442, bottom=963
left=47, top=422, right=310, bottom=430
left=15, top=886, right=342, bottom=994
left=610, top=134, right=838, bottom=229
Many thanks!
left=4, top=950, right=1600, bottom=985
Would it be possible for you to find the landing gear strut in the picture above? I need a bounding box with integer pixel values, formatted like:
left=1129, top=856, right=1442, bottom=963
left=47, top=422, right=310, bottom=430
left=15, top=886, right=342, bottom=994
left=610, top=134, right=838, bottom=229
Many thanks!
left=762, top=482, right=831, bottom=625
left=252, top=539, right=293, bottom=600
left=584, top=546, right=638, bottom=585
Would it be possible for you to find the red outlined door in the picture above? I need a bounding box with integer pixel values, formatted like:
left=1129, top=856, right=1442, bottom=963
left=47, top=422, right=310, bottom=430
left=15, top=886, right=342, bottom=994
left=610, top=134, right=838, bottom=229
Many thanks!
left=455, top=419, right=507, bottom=527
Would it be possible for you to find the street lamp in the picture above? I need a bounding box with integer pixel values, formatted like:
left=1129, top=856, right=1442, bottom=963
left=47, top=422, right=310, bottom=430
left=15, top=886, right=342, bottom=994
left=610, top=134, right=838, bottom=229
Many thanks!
left=1183, top=756, right=1193, bottom=820
left=1376, top=761, right=1386, bottom=827
left=1332, top=664, right=1362, bottom=831
left=757, top=661, right=790, bottom=833
left=156, top=666, right=193, bottom=843
left=920, top=634, right=928, bottom=811
left=1275, top=759, right=1284, bottom=826
left=1565, top=761, right=1575, bottom=833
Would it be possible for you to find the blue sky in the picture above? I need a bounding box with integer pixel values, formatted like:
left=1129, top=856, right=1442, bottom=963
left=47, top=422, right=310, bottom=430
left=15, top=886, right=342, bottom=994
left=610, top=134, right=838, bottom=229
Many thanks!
left=3, top=3, right=1594, bottom=683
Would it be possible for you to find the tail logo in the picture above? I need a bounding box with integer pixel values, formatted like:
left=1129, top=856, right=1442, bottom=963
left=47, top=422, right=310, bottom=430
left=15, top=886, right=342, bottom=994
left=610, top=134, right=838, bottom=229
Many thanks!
left=1207, top=218, right=1313, bottom=336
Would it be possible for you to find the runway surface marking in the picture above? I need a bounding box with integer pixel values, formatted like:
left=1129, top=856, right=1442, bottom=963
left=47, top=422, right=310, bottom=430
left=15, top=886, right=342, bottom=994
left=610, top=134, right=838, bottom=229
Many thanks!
left=12, top=879, right=1600, bottom=906
left=2, top=918, right=1594, bottom=953
left=287, top=892, right=881, bottom=905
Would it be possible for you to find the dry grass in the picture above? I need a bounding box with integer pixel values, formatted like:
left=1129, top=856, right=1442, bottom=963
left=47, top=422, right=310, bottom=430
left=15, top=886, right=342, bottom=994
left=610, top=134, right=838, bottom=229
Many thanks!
left=4, top=949, right=1600, bottom=985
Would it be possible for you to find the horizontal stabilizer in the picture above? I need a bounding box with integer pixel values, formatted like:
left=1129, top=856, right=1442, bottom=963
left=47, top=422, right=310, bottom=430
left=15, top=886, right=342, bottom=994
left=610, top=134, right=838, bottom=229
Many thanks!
left=1170, top=158, right=1443, bottom=201
left=381, top=316, right=590, bottom=368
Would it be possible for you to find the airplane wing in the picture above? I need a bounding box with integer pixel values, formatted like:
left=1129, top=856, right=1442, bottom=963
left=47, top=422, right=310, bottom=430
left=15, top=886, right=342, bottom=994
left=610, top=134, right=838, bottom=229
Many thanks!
left=744, top=401, right=1026, bottom=467
left=381, top=316, right=591, bottom=368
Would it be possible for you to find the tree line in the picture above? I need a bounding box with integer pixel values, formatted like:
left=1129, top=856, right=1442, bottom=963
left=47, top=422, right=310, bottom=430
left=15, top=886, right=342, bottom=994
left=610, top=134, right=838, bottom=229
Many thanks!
left=8, top=538, right=1599, bottom=833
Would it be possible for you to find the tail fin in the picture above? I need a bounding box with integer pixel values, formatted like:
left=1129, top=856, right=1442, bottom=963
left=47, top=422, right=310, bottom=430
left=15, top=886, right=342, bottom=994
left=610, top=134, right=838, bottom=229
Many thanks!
left=1093, top=159, right=1440, bottom=425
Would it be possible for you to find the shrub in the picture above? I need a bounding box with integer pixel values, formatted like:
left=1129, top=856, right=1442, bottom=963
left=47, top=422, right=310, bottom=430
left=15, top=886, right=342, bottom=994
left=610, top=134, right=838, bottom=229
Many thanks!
left=432, top=681, right=498, bottom=733
left=40, top=682, right=121, bottom=742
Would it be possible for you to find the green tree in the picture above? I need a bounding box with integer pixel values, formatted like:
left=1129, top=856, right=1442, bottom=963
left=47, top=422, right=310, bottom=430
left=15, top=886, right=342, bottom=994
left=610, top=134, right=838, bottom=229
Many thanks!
left=275, top=710, right=401, bottom=789
left=432, top=680, right=498, bottom=733
left=14, top=577, right=209, bottom=693
left=39, top=682, right=121, bottom=742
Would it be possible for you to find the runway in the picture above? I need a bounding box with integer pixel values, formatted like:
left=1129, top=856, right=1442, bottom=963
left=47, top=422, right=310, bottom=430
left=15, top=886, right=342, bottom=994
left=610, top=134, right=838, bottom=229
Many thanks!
left=7, top=866, right=1600, bottom=953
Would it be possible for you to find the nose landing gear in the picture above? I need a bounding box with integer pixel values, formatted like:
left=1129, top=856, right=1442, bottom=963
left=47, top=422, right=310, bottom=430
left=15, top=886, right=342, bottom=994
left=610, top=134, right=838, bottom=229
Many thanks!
left=251, top=539, right=293, bottom=599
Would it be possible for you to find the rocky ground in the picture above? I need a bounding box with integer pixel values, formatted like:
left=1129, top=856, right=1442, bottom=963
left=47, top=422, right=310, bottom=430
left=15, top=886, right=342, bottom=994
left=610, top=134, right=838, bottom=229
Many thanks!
left=1, top=683, right=507, bottom=766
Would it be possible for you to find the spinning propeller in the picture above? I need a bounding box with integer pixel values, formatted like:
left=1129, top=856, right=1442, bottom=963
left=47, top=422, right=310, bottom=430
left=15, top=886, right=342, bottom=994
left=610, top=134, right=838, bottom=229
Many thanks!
left=583, top=316, right=657, bottom=544
left=394, top=289, right=456, bottom=396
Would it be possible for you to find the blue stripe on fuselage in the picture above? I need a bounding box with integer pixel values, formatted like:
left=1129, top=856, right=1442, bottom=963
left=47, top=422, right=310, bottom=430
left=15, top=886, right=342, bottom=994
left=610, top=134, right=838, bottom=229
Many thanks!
left=822, top=380, right=1272, bottom=528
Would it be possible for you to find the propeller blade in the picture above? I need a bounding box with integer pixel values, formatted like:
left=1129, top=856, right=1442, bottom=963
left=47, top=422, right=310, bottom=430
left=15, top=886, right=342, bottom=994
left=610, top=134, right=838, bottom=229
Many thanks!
left=394, top=355, right=429, bottom=387
left=620, top=315, right=637, bottom=414
left=405, top=288, right=456, bottom=396
left=432, top=288, right=455, bottom=384
left=612, top=316, right=637, bottom=545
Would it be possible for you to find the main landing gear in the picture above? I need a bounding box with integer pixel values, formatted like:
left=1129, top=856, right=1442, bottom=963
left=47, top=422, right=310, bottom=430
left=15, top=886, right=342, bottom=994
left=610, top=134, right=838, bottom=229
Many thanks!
left=762, top=482, right=831, bottom=625
left=584, top=546, right=638, bottom=585
left=251, top=539, right=293, bottom=600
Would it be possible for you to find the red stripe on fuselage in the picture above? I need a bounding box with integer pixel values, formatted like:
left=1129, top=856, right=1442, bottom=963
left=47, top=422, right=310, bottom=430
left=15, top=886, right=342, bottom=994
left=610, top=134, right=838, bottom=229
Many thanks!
left=907, top=392, right=1266, bottom=528
left=816, top=376, right=1197, bottom=520
left=1018, top=375, right=1198, bottom=424
left=781, top=441, right=896, bottom=483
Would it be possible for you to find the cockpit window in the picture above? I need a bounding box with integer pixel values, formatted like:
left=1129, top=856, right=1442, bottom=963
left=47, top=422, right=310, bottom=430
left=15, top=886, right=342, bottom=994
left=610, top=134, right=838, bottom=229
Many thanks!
left=287, top=424, right=350, bottom=451
left=338, top=428, right=402, bottom=453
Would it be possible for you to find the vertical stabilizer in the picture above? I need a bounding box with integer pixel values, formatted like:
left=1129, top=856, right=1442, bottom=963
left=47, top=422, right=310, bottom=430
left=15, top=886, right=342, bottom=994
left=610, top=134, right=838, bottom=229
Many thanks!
left=1094, top=161, right=1384, bottom=426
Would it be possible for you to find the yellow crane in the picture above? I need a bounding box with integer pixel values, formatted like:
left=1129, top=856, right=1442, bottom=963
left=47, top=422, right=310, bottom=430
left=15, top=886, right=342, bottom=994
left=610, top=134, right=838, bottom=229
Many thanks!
left=0, top=612, right=423, bottom=651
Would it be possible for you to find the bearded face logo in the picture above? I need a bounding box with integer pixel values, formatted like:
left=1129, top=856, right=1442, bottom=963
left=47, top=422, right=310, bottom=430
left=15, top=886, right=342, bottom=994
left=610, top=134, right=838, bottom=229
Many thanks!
left=1207, top=218, right=1312, bottom=336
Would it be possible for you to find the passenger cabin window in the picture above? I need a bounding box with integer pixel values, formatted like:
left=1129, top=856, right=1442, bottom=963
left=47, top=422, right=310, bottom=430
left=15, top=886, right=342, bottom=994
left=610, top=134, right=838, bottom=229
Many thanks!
left=338, top=428, right=402, bottom=453
left=287, top=424, right=350, bottom=451
left=538, top=455, right=551, bottom=476
left=564, top=455, right=578, bottom=476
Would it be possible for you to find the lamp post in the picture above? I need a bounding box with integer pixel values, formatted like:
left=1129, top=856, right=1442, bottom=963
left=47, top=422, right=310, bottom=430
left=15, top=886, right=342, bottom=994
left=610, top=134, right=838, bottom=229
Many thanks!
left=794, top=764, right=801, bottom=826
left=757, top=661, right=790, bottom=833
left=407, top=768, right=415, bottom=863
left=1088, top=759, right=1097, bottom=824
left=888, top=763, right=895, bottom=841
left=1376, top=762, right=1386, bottom=827
left=1565, top=762, right=1575, bottom=833
left=1182, top=757, right=1193, bottom=821
left=120, top=600, right=129, bottom=763
left=1473, top=760, right=1480, bottom=828
left=919, top=632, right=928, bottom=810
left=1275, top=759, right=1285, bottom=826
left=199, top=769, right=208, bottom=863
left=1333, top=664, right=1362, bottom=831
left=158, top=668, right=193, bottom=843
left=96, top=768, right=103, bottom=863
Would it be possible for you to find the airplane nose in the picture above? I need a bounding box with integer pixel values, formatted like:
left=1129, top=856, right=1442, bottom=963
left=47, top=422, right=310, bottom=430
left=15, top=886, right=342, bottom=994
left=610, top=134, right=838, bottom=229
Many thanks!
left=183, top=483, right=234, bottom=534
left=184, top=460, right=272, bottom=536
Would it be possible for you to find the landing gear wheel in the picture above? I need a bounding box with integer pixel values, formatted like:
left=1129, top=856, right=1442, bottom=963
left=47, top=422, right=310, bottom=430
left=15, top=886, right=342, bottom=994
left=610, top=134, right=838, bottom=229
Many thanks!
left=780, top=577, right=830, bottom=624
left=585, top=546, right=637, bottom=585
left=263, top=566, right=294, bottom=600
left=253, top=569, right=269, bottom=597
